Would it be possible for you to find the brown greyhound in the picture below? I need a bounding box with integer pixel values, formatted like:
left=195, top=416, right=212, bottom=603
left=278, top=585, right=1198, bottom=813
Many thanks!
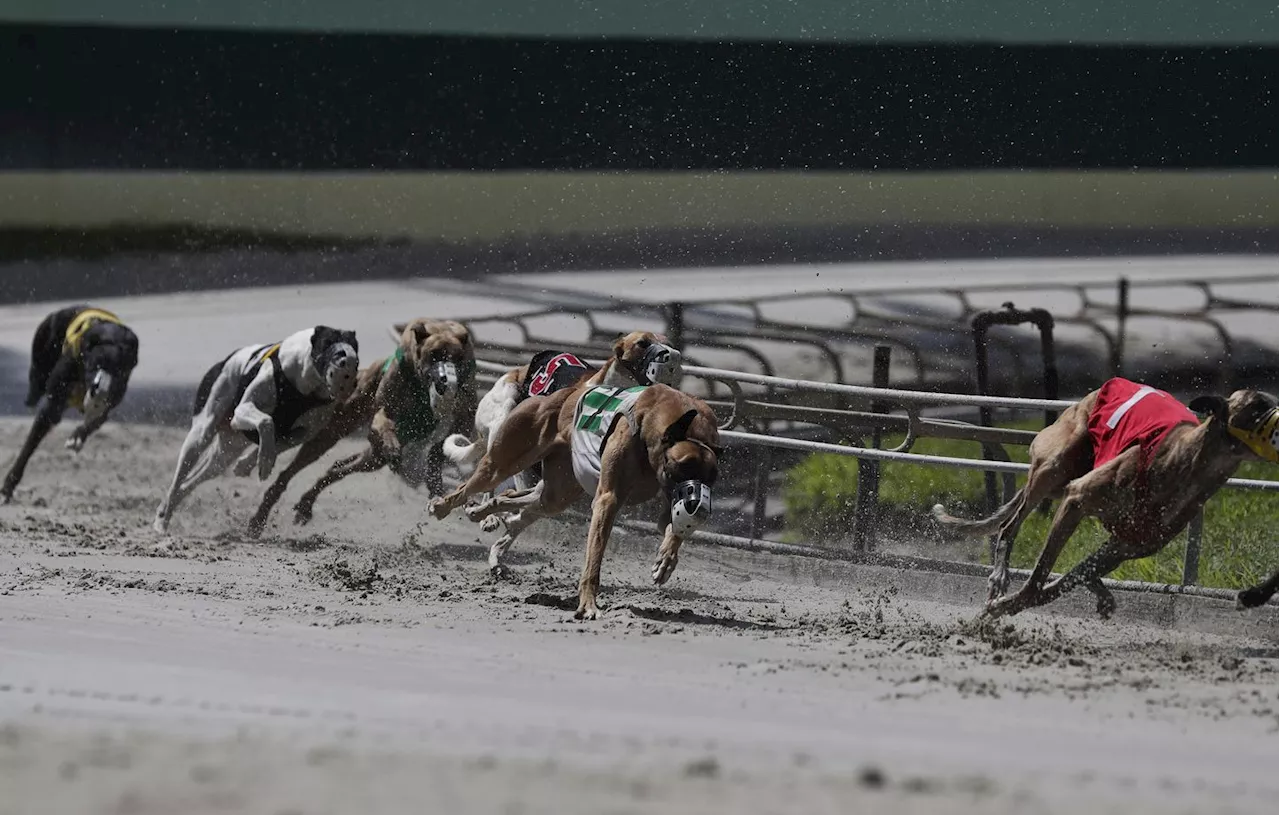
left=445, top=335, right=684, bottom=539
left=427, top=333, right=719, bottom=620
left=933, top=378, right=1277, bottom=619
left=245, top=318, right=477, bottom=537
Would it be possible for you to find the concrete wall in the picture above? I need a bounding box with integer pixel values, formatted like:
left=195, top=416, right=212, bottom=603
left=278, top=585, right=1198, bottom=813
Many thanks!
left=2, top=171, right=1275, bottom=241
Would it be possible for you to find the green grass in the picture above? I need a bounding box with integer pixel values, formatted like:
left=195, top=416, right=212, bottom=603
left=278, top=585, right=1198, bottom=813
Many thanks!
left=782, top=421, right=1279, bottom=589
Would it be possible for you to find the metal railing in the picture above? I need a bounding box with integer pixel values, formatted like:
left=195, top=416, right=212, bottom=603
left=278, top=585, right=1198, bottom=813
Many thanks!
left=443, top=271, right=1277, bottom=399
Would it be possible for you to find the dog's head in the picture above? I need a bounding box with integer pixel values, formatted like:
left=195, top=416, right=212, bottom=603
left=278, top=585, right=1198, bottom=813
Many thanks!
left=309, top=326, right=360, bottom=401
left=79, top=322, right=139, bottom=418
left=613, top=331, right=683, bottom=387
left=1190, top=389, right=1278, bottom=464
left=652, top=401, right=722, bottom=536
left=400, top=318, right=475, bottom=411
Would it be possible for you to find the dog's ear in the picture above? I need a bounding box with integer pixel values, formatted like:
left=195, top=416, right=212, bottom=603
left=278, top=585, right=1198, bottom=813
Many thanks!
left=662, top=409, right=699, bottom=446
left=1189, top=395, right=1229, bottom=424
left=341, top=330, right=358, bottom=354
left=614, top=334, right=627, bottom=359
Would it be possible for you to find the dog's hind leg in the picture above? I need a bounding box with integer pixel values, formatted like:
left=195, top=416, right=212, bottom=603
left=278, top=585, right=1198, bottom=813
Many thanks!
left=293, top=449, right=385, bottom=526
left=156, top=434, right=245, bottom=533
left=153, top=416, right=222, bottom=532
left=466, top=480, right=544, bottom=524
left=232, top=448, right=257, bottom=478
left=25, top=313, right=62, bottom=408
left=1, top=407, right=62, bottom=503
left=429, top=441, right=557, bottom=520
left=487, top=452, right=583, bottom=576
left=995, top=540, right=1129, bottom=619
left=986, top=495, right=1086, bottom=618
left=247, top=430, right=344, bottom=537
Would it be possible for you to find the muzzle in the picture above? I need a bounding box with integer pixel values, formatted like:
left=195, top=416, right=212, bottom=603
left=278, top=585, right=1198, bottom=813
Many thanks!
left=670, top=479, right=712, bottom=537
left=431, top=361, right=459, bottom=397
left=324, top=345, right=359, bottom=399
left=635, top=344, right=683, bottom=387
left=1229, top=407, right=1279, bottom=463
left=83, top=370, right=113, bottom=417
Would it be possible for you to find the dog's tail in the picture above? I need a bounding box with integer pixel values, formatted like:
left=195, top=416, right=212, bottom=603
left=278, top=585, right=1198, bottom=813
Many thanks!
left=931, top=491, right=1023, bottom=537
left=442, top=434, right=484, bottom=465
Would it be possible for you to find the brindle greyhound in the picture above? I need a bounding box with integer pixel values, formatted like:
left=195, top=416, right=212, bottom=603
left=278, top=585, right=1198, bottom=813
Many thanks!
left=245, top=318, right=476, bottom=536
left=933, top=379, right=1277, bottom=619
left=427, top=333, right=718, bottom=619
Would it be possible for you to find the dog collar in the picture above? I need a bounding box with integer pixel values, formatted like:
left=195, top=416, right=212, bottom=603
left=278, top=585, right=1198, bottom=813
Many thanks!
left=63, top=308, right=123, bottom=359
left=1229, top=407, right=1279, bottom=463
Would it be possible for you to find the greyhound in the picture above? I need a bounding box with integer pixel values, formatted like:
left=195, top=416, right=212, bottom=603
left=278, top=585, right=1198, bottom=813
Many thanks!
left=933, top=378, right=1277, bottom=619
left=245, top=318, right=477, bottom=536
left=2, top=306, right=139, bottom=503
left=153, top=326, right=359, bottom=534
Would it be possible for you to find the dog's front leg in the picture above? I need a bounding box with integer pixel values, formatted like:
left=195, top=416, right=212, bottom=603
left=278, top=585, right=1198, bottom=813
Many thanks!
left=652, top=523, right=684, bottom=586
left=575, top=436, right=631, bottom=620
left=230, top=402, right=276, bottom=480
left=66, top=410, right=110, bottom=453
left=575, top=487, right=621, bottom=620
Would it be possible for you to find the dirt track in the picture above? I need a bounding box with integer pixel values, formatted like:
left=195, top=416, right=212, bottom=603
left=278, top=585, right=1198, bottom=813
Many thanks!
left=1, top=418, right=1277, bottom=815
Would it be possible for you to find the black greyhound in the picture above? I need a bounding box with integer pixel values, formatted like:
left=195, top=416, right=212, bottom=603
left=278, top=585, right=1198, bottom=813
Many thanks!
left=2, top=305, right=139, bottom=503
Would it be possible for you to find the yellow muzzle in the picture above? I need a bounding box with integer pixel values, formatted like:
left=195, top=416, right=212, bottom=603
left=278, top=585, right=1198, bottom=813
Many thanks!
left=1229, top=407, right=1279, bottom=464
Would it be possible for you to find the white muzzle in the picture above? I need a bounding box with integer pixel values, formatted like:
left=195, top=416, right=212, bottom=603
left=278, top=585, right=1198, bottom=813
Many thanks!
left=670, top=479, right=712, bottom=536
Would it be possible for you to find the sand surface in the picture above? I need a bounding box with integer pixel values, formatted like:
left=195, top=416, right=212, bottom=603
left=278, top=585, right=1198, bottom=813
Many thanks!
left=1, top=417, right=1276, bottom=815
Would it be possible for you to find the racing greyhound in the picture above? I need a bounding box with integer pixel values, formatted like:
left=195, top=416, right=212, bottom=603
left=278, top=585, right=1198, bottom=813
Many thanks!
left=933, top=378, right=1277, bottom=619
left=429, top=338, right=718, bottom=620
left=2, top=305, right=140, bottom=503
left=153, top=326, right=359, bottom=534
left=439, top=331, right=683, bottom=571
left=245, top=318, right=476, bottom=536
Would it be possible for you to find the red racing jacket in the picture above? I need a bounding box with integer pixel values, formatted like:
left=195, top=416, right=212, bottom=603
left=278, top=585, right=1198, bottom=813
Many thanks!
left=1086, top=377, right=1199, bottom=542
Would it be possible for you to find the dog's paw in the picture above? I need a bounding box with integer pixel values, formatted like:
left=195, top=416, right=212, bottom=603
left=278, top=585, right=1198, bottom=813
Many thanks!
left=151, top=517, right=169, bottom=535
left=479, top=514, right=504, bottom=533
left=930, top=503, right=948, bottom=520
left=574, top=602, right=603, bottom=621
left=652, top=553, right=679, bottom=586
left=463, top=503, right=488, bottom=524
left=428, top=498, right=451, bottom=520
left=64, top=434, right=85, bottom=453
left=1095, top=593, right=1117, bottom=621
left=489, top=562, right=513, bottom=581
left=292, top=505, right=314, bottom=527
left=0, top=490, right=12, bottom=505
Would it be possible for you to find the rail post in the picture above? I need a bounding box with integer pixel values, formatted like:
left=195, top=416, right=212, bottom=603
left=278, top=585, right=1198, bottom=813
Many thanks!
left=1114, top=277, right=1129, bottom=377
left=1182, top=509, right=1204, bottom=586
left=972, top=302, right=1057, bottom=513
left=749, top=448, right=772, bottom=540
left=666, top=302, right=686, bottom=352
left=853, top=345, right=891, bottom=551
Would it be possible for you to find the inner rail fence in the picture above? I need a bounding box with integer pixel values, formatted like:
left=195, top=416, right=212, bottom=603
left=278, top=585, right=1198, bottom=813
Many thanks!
left=445, top=271, right=1278, bottom=397
left=396, top=326, right=1278, bottom=604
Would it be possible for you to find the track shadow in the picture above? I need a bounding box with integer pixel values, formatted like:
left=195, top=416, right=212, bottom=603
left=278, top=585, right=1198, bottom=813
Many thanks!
left=434, top=542, right=549, bottom=568
left=522, top=591, right=788, bottom=631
